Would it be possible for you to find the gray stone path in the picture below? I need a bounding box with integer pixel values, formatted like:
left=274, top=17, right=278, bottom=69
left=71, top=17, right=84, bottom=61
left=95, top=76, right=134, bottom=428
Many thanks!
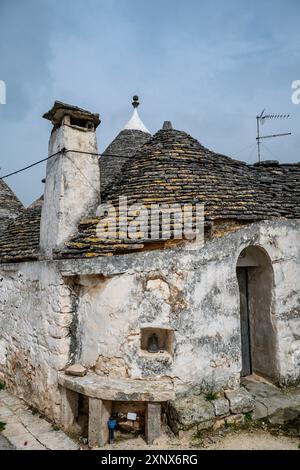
left=0, top=389, right=79, bottom=450
left=242, top=376, right=300, bottom=428
left=0, top=434, right=14, bottom=450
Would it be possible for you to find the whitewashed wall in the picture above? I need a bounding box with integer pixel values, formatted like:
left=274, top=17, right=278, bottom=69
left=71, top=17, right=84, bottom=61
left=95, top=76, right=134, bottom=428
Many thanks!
left=0, top=220, right=299, bottom=420
left=73, top=220, right=300, bottom=393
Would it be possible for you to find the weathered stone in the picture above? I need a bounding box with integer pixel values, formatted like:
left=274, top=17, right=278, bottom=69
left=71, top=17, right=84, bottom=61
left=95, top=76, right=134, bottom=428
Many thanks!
left=0, top=389, right=78, bottom=450
left=2, top=422, right=27, bottom=438
left=168, top=395, right=215, bottom=433
left=213, top=418, right=225, bottom=430
left=58, top=372, right=174, bottom=402
left=213, top=398, right=230, bottom=417
left=94, top=355, right=128, bottom=378
left=0, top=434, right=15, bottom=450
left=145, top=402, right=161, bottom=445
left=225, top=388, right=255, bottom=414
left=60, top=387, right=78, bottom=431
left=146, top=279, right=170, bottom=300
left=100, top=128, right=151, bottom=194
left=37, top=430, right=78, bottom=450
left=225, top=414, right=244, bottom=425
left=253, top=401, right=268, bottom=420
left=197, top=419, right=214, bottom=431
left=268, top=406, right=300, bottom=426
left=65, top=364, right=87, bottom=377
left=243, top=379, right=300, bottom=426
left=88, top=398, right=111, bottom=448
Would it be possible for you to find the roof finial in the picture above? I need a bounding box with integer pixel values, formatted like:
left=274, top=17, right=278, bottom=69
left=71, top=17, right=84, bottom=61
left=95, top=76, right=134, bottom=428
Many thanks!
left=132, top=95, right=139, bottom=108
left=123, top=95, right=150, bottom=133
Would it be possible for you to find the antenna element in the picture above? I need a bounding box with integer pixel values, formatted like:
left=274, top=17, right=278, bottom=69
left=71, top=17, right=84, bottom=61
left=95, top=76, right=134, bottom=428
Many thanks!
left=256, top=110, right=291, bottom=163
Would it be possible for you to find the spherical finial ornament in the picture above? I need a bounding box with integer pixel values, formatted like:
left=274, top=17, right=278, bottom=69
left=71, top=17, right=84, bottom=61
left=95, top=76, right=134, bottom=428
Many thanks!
left=132, top=95, right=139, bottom=108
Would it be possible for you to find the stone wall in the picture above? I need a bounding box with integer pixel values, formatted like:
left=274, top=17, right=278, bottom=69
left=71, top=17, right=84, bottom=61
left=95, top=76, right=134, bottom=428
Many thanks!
left=0, top=261, right=73, bottom=421
left=0, top=220, right=299, bottom=421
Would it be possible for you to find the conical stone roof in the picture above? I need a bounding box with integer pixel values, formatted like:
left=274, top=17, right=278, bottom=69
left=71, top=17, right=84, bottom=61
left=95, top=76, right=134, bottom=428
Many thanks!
left=0, top=178, right=23, bottom=229
left=100, top=96, right=151, bottom=193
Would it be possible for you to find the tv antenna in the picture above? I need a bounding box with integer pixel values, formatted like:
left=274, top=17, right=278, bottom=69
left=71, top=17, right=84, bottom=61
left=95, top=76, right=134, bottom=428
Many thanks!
left=256, top=110, right=291, bottom=163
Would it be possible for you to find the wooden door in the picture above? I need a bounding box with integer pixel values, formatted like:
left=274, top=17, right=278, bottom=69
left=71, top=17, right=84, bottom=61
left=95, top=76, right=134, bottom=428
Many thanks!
left=237, top=267, right=252, bottom=376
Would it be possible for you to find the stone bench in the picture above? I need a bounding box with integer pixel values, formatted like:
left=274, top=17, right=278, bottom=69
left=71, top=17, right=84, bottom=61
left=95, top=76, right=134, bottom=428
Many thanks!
left=58, top=372, right=175, bottom=447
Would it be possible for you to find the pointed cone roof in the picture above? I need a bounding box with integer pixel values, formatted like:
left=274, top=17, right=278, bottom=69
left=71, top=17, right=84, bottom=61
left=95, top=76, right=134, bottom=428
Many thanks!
left=100, top=96, right=152, bottom=193
left=123, top=95, right=150, bottom=134
left=103, top=95, right=151, bottom=159
left=123, top=108, right=151, bottom=134
left=0, top=178, right=23, bottom=217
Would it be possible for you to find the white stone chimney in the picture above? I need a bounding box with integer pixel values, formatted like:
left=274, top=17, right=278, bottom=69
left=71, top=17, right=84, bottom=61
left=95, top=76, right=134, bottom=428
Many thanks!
left=40, top=101, right=101, bottom=258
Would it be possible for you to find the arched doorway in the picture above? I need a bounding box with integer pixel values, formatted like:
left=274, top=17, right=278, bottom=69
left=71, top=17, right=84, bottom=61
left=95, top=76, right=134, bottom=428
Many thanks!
left=236, top=246, right=277, bottom=381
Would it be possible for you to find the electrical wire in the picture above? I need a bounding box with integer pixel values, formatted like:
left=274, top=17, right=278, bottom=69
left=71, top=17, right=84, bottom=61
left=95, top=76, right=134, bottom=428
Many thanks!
left=0, top=149, right=128, bottom=180
left=231, top=142, right=257, bottom=159
left=1, top=138, right=292, bottom=181
left=0, top=150, right=62, bottom=179
left=245, top=145, right=258, bottom=164
left=260, top=142, right=281, bottom=161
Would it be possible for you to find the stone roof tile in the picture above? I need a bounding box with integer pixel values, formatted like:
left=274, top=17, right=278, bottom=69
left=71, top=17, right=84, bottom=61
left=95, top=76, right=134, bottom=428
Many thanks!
left=0, top=206, right=41, bottom=263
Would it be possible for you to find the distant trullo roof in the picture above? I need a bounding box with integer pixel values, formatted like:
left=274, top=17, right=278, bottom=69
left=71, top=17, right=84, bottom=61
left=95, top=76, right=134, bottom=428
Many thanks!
left=0, top=178, right=23, bottom=226
left=100, top=96, right=151, bottom=193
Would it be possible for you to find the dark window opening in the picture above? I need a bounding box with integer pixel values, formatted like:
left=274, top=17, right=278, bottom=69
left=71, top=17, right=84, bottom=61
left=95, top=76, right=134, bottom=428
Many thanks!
left=69, top=116, right=93, bottom=129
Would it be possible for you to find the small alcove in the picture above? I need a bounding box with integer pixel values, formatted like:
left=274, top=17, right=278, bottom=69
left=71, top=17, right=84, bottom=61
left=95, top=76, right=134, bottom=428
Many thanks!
left=140, top=327, right=174, bottom=356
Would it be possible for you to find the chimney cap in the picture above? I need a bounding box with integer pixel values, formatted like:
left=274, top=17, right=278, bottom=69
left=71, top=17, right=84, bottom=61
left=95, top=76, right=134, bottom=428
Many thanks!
left=43, top=101, right=101, bottom=128
left=162, top=121, right=173, bottom=130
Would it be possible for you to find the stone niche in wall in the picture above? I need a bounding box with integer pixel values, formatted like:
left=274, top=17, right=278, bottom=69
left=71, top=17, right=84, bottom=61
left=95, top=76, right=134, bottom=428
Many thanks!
left=140, top=327, right=174, bottom=357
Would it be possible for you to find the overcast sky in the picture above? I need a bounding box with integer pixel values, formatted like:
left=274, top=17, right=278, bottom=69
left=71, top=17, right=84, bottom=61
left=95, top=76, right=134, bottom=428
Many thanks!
left=0, top=0, right=300, bottom=206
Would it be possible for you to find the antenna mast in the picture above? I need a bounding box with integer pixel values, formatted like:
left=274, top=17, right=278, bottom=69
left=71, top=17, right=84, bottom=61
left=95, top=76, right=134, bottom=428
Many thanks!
left=256, top=110, right=291, bottom=163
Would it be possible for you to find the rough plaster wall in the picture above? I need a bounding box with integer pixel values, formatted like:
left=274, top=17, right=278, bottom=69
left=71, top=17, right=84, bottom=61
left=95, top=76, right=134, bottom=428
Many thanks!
left=0, top=262, right=73, bottom=420
left=262, top=223, right=300, bottom=385
left=74, top=253, right=241, bottom=394
left=72, top=220, right=300, bottom=393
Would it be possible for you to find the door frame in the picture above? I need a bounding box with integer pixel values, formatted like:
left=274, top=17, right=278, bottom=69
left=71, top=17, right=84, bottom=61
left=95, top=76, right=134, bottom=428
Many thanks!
left=237, top=266, right=252, bottom=377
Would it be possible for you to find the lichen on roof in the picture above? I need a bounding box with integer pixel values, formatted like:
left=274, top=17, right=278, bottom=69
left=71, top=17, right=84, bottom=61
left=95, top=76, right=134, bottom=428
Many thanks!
left=0, top=178, right=24, bottom=236
left=103, top=127, right=300, bottom=220
left=1, top=123, right=300, bottom=264
left=0, top=206, right=41, bottom=263
left=62, top=126, right=300, bottom=260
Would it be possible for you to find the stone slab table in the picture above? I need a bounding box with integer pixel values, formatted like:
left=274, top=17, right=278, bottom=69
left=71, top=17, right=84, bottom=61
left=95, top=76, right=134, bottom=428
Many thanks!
left=58, top=372, right=175, bottom=446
